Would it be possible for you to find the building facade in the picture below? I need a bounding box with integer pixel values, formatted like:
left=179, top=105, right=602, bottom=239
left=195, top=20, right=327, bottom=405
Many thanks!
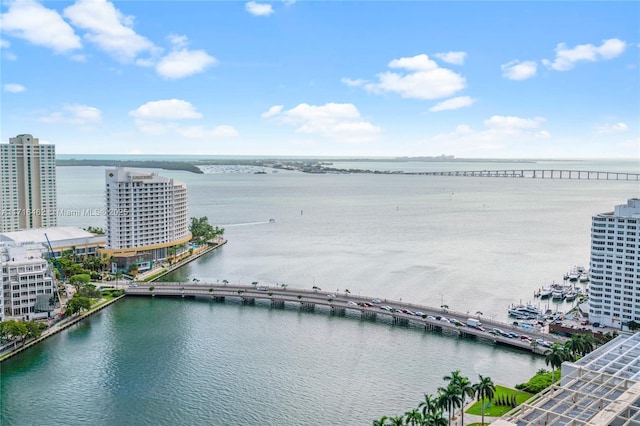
left=0, top=134, right=57, bottom=232
left=588, top=198, right=640, bottom=328
left=103, top=168, right=190, bottom=272
left=1, top=243, right=56, bottom=321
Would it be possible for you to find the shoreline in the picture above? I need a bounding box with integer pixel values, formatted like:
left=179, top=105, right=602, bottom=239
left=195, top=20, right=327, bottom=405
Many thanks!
left=0, top=239, right=227, bottom=363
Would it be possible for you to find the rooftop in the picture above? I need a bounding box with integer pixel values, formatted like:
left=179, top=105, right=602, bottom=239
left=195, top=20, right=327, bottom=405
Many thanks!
left=0, top=226, right=96, bottom=243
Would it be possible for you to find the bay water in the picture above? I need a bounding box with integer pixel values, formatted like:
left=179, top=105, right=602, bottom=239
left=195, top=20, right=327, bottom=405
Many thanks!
left=1, top=160, right=638, bottom=425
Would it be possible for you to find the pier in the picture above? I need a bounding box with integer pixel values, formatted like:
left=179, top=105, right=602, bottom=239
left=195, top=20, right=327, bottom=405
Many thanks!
left=126, top=283, right=566, bottom=354
left=410, top=169, right=640, bottom=180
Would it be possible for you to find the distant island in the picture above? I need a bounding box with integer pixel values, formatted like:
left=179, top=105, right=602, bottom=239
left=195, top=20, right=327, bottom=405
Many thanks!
left=57, top=156, right=542, bottom=174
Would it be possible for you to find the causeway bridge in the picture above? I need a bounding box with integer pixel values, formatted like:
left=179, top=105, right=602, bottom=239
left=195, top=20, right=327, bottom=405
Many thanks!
left=409, top=169, right=640, bottom=180
left=125, top=283, right=566, bottom=354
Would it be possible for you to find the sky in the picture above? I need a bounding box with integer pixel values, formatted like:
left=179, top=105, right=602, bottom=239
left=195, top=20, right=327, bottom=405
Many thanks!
left=1, top=1, right=638, bottom=158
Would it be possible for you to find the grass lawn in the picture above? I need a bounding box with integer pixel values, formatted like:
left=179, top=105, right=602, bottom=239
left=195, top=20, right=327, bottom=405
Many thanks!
left=466, top=385, right=533, bottom=417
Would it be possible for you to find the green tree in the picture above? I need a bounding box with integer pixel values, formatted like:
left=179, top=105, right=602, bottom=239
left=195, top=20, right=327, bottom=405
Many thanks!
left=189, top=216, right=225, bottom=243
left=388, top=416, right=403, bottom=426
left=473, top=375, right=496, bottom=426
left=372, top=415, right=388, bottom=426
left=0, top=320, right=28, bottom=340
left=403, top=408, right=422, bottom=426
left=419, top=394, right=439, bottom=418
left=442, top=370, right=473, bottom=426
left=544, top=343, right=570, bottom=381
left=628, top=320, right=640, bottom=331
left=66, top=296, right=91, bottom=315
left=24, top=321, right=45, bottom=339
left=437, top=383, right=462, bottom=425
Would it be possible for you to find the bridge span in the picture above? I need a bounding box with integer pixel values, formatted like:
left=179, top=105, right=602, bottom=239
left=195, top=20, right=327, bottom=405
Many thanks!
left=410, top=169, right=640, bottom=180
left=125, top=283, right=566, bottom=354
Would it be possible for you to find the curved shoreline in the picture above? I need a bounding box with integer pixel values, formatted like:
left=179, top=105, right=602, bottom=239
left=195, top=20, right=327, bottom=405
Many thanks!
left=0, top=239, right=227, bottom=363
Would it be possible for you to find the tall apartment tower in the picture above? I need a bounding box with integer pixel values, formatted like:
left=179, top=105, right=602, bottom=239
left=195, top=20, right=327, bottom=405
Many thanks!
left=103, top=168, right=190, bottom=272
left=0, top=134, right=57, bottom=232
left=588, top=198, right=640, bottom=328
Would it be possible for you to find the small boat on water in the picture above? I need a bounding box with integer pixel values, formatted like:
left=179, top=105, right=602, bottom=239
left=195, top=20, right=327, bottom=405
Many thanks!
left=579, top=273, right=589, bottom=282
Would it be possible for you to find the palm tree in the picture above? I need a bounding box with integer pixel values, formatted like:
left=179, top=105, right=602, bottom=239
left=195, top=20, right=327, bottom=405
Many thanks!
left=580, top=333, right=596, bottom=355
left=404, top=408, right=422, bottom=426
left=443, top=370, right=471, bottom=423
left=564, top=335, right=584, bottom=359
left=545, top=343, right=570, bottom=381
left=456, top=377, right=475, bottom=425
left=419, top=394, right=439, bottom=418
left=389, top=416, right=404, bottom=426
left=437, top=384, right=462, bottom=425
left=473, top=374, right=496, bottom=426
left=424, top=411, right=448, bottom=426
left=372, top=416, right=388, bottom=426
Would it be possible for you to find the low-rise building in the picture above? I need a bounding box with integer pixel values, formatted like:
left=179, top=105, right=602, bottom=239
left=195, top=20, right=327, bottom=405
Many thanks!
left=0, top=226, right=105, bottom=258
left=1, top=242, right=55, bottom=321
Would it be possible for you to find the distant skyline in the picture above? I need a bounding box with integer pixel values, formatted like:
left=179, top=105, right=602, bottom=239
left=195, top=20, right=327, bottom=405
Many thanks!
left=1, top=1, right=638, bottom=158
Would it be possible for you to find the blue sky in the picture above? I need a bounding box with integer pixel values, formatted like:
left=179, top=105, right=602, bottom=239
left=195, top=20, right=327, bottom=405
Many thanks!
left=1, top=1, right=638, bottom=158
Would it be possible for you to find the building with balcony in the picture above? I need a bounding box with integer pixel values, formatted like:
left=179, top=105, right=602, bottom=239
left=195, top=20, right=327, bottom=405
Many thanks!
left=103, top=168, right=190, bottom=273
left=1, top=242, right=55, bottom=321
left=588, top=198, right=640, bottom=328
left=0, top=134, right=57, bottom=232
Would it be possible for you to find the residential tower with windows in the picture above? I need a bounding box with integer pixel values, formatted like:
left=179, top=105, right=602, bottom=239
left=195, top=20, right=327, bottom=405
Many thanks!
left=588, top=198, right=640, bottom=328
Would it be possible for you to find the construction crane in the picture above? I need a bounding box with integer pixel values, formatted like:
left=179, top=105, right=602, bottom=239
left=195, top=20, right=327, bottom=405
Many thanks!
left=44, top=233, right=64, bottom=312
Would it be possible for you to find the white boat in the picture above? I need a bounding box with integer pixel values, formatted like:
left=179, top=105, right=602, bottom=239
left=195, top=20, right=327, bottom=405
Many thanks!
left=551, top=289, right=565, bottom=300
left=539, top=287, right=553, bottom=298
left=508, top=304, right=542, bottom=318
left=579, top=273, right=589, bottom=282
left=564, top=290, right=578, bottom=301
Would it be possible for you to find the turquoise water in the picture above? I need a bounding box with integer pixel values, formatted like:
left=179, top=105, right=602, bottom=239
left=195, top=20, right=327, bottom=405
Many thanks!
left=2, top=160, right=638, bottom=425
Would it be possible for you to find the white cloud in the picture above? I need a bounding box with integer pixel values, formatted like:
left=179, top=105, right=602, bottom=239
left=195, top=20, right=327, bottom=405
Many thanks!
left=423, top=115, right=550, bottom=155
left=341, top=77, right=367, bottom=87
left=64, top=0, right=155, bottom=62
left=261, top=105, right=283, bottom=118
left=130, top=99, right=236, bottom=139
left=501, top=60, right=537, bottom=80
left=542, top=38, right=627, bottom=71
left=4, top=83, right=26, bottom=93
left=597, top=122, right=629, bottom=133
left=434, top=51, right=467, bottom=65
left=245, top=2, right=274, bottom=16
left=130, top=99, right=202, bottom=120
left=154, top=34, right=216, bottom=79
left=429, top=96, right=476, bottom=112
left=39, top=104, right=102, bottom=125
left=484, top=115, right=545, bottom=129
left=156, top=49, right=217, bottom=79
left=0, top=0, right=82, bottom=54
left=263, top=102, right=382, bottom=142
left=350, top=54, right=466, bottom=100
left=0, top=38, right=10, bottom=48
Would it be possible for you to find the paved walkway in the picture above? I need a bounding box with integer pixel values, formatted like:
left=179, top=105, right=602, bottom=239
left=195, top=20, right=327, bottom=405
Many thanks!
left=451, top=400, right=498, bottom=425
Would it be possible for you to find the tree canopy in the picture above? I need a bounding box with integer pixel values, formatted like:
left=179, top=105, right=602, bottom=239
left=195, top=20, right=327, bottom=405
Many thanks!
left=189, top=216, right=224, bottom=243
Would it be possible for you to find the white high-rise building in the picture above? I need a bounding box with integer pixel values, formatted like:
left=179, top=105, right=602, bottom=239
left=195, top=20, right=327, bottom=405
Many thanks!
left=104, top=168, right=190, bottom=272
left=1, top=242, right=55, bottom=321
left=0, top=134, right=57, bottom=232
left=588, top=198, right=640, bottom=328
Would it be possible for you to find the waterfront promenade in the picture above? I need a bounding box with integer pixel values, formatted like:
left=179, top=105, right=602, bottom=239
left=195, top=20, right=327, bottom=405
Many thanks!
left=126, top=282, right=566, bottom=353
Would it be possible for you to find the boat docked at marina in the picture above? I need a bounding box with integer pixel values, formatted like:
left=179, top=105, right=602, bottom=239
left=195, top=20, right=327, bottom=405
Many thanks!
left=551, top=288, right=565, bottom=300
left=508, top=304, right=543, bottom=319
